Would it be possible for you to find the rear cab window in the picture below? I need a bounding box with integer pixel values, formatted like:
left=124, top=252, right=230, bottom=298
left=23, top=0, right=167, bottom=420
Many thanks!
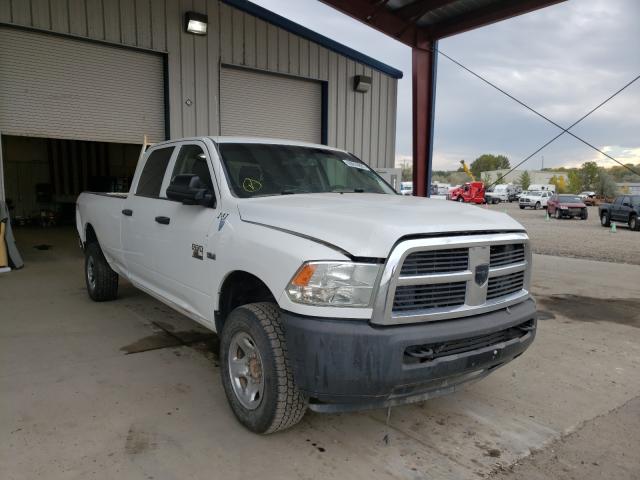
left=136, top=147, right=174, bottom=198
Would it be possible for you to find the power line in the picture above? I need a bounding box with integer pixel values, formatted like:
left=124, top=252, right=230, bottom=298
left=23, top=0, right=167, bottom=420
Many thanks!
left=432, top=46, right=640, bottom=179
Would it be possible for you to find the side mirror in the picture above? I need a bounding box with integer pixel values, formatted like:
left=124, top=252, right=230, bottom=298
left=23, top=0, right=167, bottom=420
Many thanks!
left=166, top=174, right=216, bottom=207
left=623, top=202, right=631, bottom=207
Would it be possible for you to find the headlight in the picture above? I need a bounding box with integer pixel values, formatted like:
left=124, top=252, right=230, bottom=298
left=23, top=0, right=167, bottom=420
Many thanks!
left=560, top=205, right=568, bottom=209
left=286, top=262, right=381, bottom=307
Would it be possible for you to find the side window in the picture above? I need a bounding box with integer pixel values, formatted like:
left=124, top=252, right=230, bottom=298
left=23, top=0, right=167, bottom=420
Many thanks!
left=614, top=197, right=622, bottom=206
left=136, top=147, right=174, bottom=197
left=171, top=144, right=214, bottom=191
left=623, top=196, right=630, bottom=206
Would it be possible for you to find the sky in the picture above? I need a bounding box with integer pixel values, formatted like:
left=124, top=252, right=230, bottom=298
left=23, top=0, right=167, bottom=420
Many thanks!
left=250, top=0, right=640, bottom=171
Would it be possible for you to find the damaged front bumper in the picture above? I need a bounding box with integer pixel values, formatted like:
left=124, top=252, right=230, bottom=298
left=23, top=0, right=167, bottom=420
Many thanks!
left=281, top=298, right=536, bottom=412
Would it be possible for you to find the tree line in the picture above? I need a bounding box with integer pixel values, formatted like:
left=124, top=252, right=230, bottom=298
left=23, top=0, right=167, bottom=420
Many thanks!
left=424, top=153, right=638, bottom=198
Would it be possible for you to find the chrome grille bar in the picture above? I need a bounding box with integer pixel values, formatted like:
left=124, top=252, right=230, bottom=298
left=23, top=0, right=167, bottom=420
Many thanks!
left=371, top=232, right=531, bottom=325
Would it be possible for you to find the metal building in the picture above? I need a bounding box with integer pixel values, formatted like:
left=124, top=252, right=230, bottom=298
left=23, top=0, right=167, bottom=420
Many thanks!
left=0, top=0, right=401, bottom=221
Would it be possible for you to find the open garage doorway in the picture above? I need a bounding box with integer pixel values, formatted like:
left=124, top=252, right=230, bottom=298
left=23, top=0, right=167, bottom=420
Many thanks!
left=1, top=134, right=141, bottom=255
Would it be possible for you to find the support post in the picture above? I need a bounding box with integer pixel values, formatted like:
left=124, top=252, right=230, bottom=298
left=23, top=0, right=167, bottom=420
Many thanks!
left=412, top=37, right=438, bottom=197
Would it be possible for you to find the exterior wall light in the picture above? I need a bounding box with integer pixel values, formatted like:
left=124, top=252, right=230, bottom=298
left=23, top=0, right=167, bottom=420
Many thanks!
left=185, top=12, right=208, bottom=35
left=353, top=75, right=371, bottom=93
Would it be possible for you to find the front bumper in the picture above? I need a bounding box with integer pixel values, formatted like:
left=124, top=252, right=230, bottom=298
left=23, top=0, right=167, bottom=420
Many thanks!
left=281, top=298, right=536, bottom=412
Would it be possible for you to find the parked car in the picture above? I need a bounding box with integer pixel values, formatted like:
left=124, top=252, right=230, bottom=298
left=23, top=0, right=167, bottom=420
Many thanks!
left=547, top=194, right=588, bottom=220
left=487, top=184, right=516, bottom=203
left=400, top=181, right=413, bottom=196
left=519, top=190, right=552, bottom=210
left=76, top=137, right=536, bottom=433
left=579, top=191, right=597, bottom=206
left=599, top=195, right=640, bottom=230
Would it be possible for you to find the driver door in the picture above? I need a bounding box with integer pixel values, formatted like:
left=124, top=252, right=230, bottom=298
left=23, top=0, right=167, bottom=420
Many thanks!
left=152, top=141, right=220, bottom=326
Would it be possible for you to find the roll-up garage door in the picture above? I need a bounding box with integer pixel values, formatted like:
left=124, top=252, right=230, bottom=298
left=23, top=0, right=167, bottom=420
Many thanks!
left=0, top=27, right=165, bottom=144
left=220, top=67, right=322, bottom=143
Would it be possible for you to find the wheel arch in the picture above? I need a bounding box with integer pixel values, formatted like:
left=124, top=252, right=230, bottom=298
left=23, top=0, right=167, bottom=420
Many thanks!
left=84, top=223, right=98, bottom=248
left=215, top=270, right=279, bottom=333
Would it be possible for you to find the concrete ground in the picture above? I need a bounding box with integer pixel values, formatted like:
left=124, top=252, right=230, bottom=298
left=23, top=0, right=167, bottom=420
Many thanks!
left=2, top=227, right=639, bottom=480
left=482, top=201, right=639, bottom=265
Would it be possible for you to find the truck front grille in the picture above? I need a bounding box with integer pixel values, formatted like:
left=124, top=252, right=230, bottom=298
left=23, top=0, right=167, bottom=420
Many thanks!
left=487, top=271, right=525, bottom=299
left=401, top=248, right=468, bottom=276
left=393, top=282, right=467, bottom=312
left=379, top=233, right=531, bottom=325
left=490, top=244, right=525, bottom=267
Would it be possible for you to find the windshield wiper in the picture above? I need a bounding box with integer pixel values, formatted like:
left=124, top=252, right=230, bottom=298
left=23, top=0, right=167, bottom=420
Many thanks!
left=334, top=188, right=365, bottom=193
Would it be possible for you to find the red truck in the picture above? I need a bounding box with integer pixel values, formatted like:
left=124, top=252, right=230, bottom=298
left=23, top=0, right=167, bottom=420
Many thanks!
left=448, top=181, right=486, bottom=204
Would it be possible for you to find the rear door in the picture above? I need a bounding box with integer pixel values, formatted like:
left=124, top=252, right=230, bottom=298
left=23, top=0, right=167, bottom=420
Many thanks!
left=152, top=141, right=220, bottom=325
left=121, top=145, right=176, bottom=291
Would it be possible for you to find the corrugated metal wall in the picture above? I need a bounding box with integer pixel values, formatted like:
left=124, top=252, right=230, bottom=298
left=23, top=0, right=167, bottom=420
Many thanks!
left=0, top=0, right=398, bottom=168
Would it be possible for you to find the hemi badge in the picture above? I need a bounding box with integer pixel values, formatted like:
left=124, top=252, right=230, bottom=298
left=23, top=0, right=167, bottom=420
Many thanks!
left=207, top=252, right=216, bottom=260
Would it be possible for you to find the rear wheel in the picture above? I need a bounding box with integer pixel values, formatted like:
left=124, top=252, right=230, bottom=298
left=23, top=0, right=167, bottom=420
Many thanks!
left=519, top=205, right=525, bottom=210
left=601, top=212, right=610, bottom=227
left=630, top=214, right=639, bottom=231
left=220, top=302, right=307, bottom=434
left=85, top=242, right=118, bottom=301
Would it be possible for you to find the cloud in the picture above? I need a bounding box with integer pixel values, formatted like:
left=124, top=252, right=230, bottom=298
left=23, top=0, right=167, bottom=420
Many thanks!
left=252, top=0, right=639, bottom=171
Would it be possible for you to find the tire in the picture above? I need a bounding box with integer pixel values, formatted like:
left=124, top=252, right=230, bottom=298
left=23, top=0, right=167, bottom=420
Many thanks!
left=220, top=302, right=308, bottom=434
left=85, top=242, right=118, bottom=301
left=630, top=214, right=639, bottom=231
left=535, top=202, right=541, bottom=210
left=519, top=205, right=525, bottom=210
left=554, top=208, right=561, bottom=219
left=601, top=212, right=610, bottom=227
left=581, top=209, right=589, bottom=221
left=457, top=197, right=464, bottom=202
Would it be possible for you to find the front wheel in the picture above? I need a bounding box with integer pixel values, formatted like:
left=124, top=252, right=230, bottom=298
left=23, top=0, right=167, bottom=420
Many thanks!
left=457, top=197, right=464, bottom=202
left=220, top=302, right=308, bottom=434
left=601, top=212, right=611, bottom=227
left=554, top=208, right=561, bottom=219
left=519, top=205, right=525, bottom=210
left=581, top=209, right=589, bottom=221
left=85, top=242, right=118, bottom=301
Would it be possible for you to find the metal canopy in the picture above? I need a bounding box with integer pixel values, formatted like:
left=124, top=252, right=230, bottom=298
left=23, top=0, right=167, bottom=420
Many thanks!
left=321, top=0, right=566, bottom=196
left=320, top=0, right=565, bottom=46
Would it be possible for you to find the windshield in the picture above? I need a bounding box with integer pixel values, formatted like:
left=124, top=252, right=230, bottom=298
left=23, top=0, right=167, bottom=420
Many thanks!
left=217, top=143, right=396, bottom=198
left=558, top=195, right=582, bottom=202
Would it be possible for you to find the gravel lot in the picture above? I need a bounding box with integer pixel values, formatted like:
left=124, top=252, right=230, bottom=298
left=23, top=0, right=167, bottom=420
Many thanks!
left=479, top=201, right=639, bottom=265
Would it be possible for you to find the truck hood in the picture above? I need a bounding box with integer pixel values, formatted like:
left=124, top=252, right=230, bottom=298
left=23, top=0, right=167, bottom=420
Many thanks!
left=237, top=193, right=525, bottom=258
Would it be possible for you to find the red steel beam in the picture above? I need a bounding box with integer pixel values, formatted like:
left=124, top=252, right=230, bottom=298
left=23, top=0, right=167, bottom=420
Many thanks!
left=412, top=34, right=437, bottom=197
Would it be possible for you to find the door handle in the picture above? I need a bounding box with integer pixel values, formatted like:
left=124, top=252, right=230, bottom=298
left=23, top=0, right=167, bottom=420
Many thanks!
left=155, top=216, right=170, bottom=225
left=122, top=209, right=133, bottom=216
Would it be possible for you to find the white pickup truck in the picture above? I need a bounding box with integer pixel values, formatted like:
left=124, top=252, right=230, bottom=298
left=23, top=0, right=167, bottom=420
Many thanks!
left=519, top=190, right=553, bottom=210
left=76, top=137, right=536, bottom=433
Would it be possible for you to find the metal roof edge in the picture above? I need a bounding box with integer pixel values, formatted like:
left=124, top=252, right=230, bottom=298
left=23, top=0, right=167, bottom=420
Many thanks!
left=220, top=0, right=404, bottom=79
